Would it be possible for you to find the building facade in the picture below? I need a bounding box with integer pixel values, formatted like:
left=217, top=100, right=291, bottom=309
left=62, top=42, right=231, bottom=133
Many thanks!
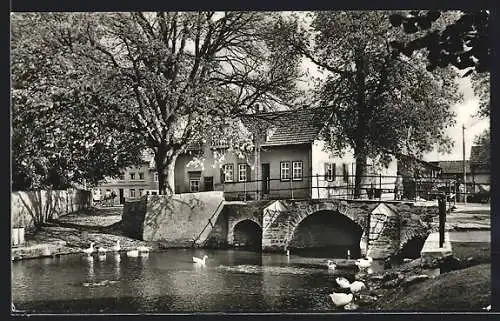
left=93, top=162, right=159, bottom=205
left=173, top=108, right=399, bottom=200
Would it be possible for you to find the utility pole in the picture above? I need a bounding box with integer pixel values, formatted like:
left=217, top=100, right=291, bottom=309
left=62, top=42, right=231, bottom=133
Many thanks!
left=462, top=124, right=467, bottom=204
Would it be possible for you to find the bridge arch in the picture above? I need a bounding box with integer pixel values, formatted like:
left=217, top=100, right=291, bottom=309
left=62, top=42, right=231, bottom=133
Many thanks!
left=231, top=219, right=262, bottom=250
left=286, top=202, right=365, bottom=258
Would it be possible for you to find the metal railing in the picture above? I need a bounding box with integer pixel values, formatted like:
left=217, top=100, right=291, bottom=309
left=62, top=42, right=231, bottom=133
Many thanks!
left=215, top=174, right=490, bottom=203
left=191, top=200, right=225, bottom=248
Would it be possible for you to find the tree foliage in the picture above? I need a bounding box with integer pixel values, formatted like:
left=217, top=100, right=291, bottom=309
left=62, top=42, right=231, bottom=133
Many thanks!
left=11, top=13, right=145, bottom=191
left=470, top=72, right=490, bottom=118
left=14, top=12, right=302, bottom=194
left=280, top=11, right=462, bottom=196
left=389, top=10, right=490, bottom=75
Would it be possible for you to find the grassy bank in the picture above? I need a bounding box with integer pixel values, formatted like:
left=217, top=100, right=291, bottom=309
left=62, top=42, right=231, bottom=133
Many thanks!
left=375, top=263, right=491, bottom=311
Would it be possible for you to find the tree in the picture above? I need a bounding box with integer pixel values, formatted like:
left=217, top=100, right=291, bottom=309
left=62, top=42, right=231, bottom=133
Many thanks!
left=389, top=10, right=490, bottom=75
left=11, top=13, right=145, bottom=191
left=18, top=12, right=302, bottom=195
left=280, top=11, right=461, bottom=197
left=473, top=129, right=490, bottom=166
left=470, top=72, right=490, bottom=118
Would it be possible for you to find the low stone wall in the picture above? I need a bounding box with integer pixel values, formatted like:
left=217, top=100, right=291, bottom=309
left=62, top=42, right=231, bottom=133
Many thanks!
left=122, top=192, right=225, bottom=245
left=11, top=189, right=91, bottom=230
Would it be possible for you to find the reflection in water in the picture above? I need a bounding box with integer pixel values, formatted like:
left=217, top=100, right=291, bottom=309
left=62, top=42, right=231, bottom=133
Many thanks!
left=13, top=249, right=385, bottom=313
left=86, top=256, right=95, bottom=280
left=114, top=254, right=121, bottom=279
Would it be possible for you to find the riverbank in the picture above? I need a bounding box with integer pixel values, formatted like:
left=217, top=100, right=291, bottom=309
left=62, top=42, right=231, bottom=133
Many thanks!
left=11, top=207, right=158, bottom=261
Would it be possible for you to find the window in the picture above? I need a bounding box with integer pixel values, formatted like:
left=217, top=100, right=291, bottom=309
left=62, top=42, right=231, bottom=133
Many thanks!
left=343, top=163, right=349, bottom=183
left=139, top=172, right=144, bottom=180
left=130, top=173, right=135, bottom=180
left=325, top=163, right=336, bottom=181
left=281, top=161, right=290, bottom=181
left=238, top=164, right=248, bottom=182
left=222, top=164, right=234, bottom=182
left=292, top=161, right=303, bottom=180
left=153, top=172, right=158, bottom=182
left=119, top=173, right=125, bottom=180
left=190, top=179, right=200, bottom=192
left=139, top=189, right=144, bottom=196
left=129, top=189, right=136, bottom=198
left=189, top=171, right=201, bottom=192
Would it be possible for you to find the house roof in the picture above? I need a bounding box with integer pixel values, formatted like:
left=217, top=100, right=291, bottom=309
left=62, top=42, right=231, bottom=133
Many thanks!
left=429, top=160, right=471, bottom=174
left=249, top=107, right=332, bottom=147
left=395, top=153, right=442, bottom=171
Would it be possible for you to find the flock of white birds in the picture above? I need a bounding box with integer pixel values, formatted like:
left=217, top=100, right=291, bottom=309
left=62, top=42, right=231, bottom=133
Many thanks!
left=328, top=256, right=373, bottom=310
left=81, top=240, right=151, bottom=260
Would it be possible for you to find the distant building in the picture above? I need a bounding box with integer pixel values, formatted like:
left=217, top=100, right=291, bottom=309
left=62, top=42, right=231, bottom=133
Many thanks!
left=469, top=144, right=490, bottom=189
left=93, top=158, right=159, bottom=205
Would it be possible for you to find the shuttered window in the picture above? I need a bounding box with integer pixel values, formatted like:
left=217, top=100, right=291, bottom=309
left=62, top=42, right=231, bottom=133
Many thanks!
left=325, top=163, right=336, bottom=181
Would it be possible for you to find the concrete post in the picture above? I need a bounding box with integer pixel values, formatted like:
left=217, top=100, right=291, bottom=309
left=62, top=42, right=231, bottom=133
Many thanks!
left=438, top=194, right=446, bottom=248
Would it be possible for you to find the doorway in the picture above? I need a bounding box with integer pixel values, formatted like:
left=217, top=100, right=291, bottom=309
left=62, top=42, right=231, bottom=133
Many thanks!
left=204, top=176, right=214, bottom=191
left=261, top=163, right=270, bottom=196
left=119, top=189, right=124, bottom=205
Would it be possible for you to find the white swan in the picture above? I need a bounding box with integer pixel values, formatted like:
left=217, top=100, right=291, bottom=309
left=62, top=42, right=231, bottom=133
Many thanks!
left=335, top=277, right=351, bottom=289
left=126, top=249, right=139, bottom=257
left=193, top=255, right=208, bottom=265
left=137, top=245, right=151, bottom=253
left=112, top=240, right=121, bottom=252
left=327, top=260, right=337, bottom=270
left=329, top=292, right=353, bottom=307
left=97, top=246, right=107, bottom=255
left=355, top=256, right=373, bottom=269
left=82, top=242, right=95, bottom=255
left=349, top=280, right=366, bottom=293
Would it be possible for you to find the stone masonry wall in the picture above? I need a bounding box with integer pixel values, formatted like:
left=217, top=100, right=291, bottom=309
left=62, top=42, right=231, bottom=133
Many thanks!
left=11, top=189, right=91, bottom=230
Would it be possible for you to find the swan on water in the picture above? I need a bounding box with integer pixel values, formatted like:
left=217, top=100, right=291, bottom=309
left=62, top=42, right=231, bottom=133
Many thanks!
left=137, top=245, right=151, bottom=253
left=193, top=255, right=208, bottom=265
left=355, top=256, right=373, bottom=269
left=327, top=260, right=337, bottom=270
left=126, top=249, right=139, bottom=257
left=329, top=292, right=353, bottom=307
left=82, top=242, right=95, bottom=255
left=112, top=240, right=121, bottom=252
left=335, top=277, right=351, bottom=289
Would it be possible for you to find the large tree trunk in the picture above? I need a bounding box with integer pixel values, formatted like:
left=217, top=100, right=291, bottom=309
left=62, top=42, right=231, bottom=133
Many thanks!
left=353, top=49, right=369, bottom=199
left=354, top=146, right=368, bottom=199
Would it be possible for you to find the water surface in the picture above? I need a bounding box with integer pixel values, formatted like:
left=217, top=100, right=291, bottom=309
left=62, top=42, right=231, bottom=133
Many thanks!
left=12, top=249, right=382, bottom=313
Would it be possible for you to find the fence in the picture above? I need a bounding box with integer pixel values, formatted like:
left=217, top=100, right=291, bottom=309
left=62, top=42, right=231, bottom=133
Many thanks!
left=218, top=174, right=490, bottom=203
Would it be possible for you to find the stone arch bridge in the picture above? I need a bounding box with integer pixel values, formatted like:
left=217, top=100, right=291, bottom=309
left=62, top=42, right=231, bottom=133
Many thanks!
left=208, top=199, right=437, bottom=259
